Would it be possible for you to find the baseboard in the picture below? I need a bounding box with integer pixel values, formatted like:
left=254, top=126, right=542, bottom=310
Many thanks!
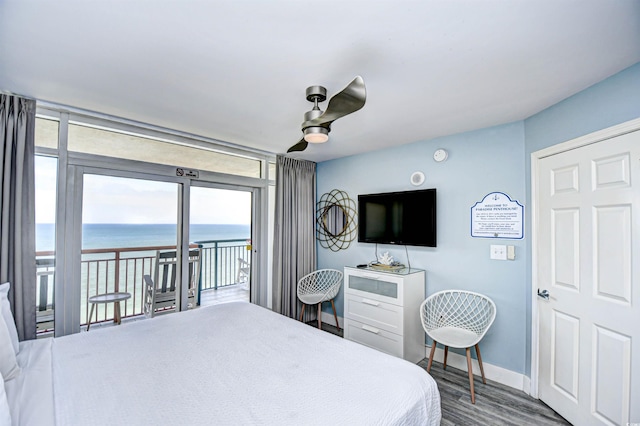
left=320, top=311, right=343, bottom=328
left=522, top=375, right=531, bottom=396
left=330, top=320, right=531, bottom=393
left=425, top=345, right=529, bottom=393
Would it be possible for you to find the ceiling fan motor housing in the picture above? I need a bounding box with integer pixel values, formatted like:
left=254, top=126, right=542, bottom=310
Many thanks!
left=287, top=76, right=365, bottom=153
left=306, top=85, right=327, bottom=102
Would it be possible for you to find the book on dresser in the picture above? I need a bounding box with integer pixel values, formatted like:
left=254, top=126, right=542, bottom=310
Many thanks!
left=343, top=266, right=426, bottom=363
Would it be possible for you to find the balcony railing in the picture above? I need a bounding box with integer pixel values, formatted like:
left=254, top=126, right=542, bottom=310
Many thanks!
left=35, top=238, right=250, bottom=332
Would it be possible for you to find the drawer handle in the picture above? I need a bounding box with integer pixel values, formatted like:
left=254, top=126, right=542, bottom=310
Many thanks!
left=361, top=324, right=380, bottom=334
left=362, top=298, right=380, bottom=307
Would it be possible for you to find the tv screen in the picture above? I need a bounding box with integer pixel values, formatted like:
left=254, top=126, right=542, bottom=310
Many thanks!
left=358, top=189, right=436, bottom=247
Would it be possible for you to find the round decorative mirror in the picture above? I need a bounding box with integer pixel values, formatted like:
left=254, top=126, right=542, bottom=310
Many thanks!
left=322, top=203, right=347, bottom=237
left=316, top=189, right=357, bottom=251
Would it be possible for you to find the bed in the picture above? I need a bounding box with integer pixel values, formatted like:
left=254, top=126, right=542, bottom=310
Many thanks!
left=4, top=301, right=441, bottom=425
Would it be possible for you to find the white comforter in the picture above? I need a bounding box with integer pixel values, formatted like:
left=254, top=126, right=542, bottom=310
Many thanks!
left=14, top=302, right=441, bottom=425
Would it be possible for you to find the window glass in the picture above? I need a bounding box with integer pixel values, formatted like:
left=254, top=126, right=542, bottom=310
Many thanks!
left=68, top=124, right=261, bottom=178
left=35, top=118, right=59, bottom=149
left=268, top=162, right=276, bottom=180
left=35, top=155, right=58, bottom=335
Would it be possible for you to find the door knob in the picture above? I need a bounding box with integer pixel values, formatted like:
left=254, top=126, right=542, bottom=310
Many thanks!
left=537, top=289, right=549, bottom=300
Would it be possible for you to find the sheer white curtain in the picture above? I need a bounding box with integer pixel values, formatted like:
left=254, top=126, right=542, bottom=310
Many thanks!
left=0, top=94, right=36, bottom=340
left=272, top=155, right=316, bottom=321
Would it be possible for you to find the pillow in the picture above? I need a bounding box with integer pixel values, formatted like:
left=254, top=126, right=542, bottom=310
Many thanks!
left=0, top=283, right=19, bottom=354
left=0, top=312, right=20, bottom=381
left=0, top=371, right=12, bottom=426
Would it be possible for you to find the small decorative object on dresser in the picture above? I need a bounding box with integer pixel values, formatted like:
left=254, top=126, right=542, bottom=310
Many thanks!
left=343, top=266, right=425, bottom=362
left=368, top=251, right=405, bottom=271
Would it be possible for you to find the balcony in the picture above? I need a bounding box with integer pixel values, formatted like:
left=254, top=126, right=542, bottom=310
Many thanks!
left=36, top=238, right=250, bottom=333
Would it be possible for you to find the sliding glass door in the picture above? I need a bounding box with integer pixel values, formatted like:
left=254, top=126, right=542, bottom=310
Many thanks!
left=189, top=186, right=252, bottom=305
left=36, top=109, right=272, bottom=338
left=80, top=174, right=179, bottom=329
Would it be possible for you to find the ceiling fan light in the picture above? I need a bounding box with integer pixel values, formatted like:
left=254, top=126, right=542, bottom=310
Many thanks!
left=303, top=127, right=329, bottom=143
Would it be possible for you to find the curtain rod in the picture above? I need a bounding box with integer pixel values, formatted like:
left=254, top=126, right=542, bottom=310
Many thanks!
left=0, top=90, right=37, bottom=101
left=34, top=98, right=276, bottom=161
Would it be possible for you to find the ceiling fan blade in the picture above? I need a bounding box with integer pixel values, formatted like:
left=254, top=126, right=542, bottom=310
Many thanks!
left=304, top=76, right=366, bottom=128
left=287, top=138, right=308, bottom=153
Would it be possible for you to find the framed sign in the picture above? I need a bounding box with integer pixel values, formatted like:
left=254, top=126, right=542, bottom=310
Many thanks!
left=471, top=192, right=524, bottom=239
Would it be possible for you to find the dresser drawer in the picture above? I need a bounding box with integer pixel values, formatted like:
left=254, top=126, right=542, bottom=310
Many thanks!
left=344, top=294, right=403, bottom=335
left=344, top=318, right=403, bottom=358
left=345, top=271, right=403, bottom=305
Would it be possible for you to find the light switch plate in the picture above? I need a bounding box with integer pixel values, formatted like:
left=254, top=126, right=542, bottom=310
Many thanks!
left=490, top=245, right=507, bottom=260
left=507, top=245, right=516, bottom=260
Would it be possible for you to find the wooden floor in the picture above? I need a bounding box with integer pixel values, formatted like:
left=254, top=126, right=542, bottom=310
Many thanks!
left=419, top=360, right=570, bottom=425
left=309, top=322, right=569, bottom=426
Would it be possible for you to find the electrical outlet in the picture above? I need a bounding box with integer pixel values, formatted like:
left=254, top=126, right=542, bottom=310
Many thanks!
left=490, top=245, right=507, bottom=260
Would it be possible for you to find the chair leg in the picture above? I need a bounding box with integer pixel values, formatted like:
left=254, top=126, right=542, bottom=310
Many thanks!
left=466, top=347, right=476, bottom=404
left=427, top=341, right=437, bottom=372
left=299, top=304, right=305, bottom=322
left=475, top=344, right=487, bottom=384
left=443, top=346, right=449, bottom=370
left=317, top=302, right=322, bottom=329
left=330, top=299, right=340, bottom=330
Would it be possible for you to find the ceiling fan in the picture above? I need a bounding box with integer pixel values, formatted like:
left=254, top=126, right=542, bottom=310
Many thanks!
left=287, top=76, right=366, bottom=153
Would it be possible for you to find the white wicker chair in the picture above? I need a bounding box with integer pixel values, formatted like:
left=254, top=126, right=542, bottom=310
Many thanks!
left=420, top=290, right=496, bottom=404
left=297, top=269, right=343, bottom=330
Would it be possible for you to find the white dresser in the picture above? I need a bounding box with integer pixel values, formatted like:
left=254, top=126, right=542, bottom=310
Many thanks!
left=343, top=266, right=425, bottom=363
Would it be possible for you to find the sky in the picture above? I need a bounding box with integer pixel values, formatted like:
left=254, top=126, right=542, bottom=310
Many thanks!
left=35, top=156, right=251, bottom=225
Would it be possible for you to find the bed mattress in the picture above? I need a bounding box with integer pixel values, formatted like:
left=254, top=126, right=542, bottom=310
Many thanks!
left=10, top=302, right=441, bottom=425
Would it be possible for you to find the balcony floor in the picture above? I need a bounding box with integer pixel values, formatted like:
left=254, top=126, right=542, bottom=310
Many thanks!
left=199, top=284, right=249, bottom=306
left=79, top=284, right=249, bottom=332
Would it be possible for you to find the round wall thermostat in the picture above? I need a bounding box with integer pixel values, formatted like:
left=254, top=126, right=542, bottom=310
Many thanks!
left=410, top=171, right=425, bottom=186
left=433, top=148, right=448, bottom=162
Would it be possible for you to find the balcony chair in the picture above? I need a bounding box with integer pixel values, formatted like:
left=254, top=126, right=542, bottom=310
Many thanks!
left=297, top=269, right=343, bottom=330
left=420, top=290, right=496, bottom=404
left=236, top=257, right=250, bottom=290
left=144, top=248, right=201, bottom=318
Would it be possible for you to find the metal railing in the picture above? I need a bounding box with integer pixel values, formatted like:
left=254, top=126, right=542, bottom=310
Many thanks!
left=35, top=238, right=250, bottom=332
left=196, top=239, right=251, bottom=291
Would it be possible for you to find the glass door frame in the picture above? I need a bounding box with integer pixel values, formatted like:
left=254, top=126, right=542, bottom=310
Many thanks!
left=55, top=163, right=190, bottom=336
left=40, top=108, right=274, bottom=337
left=190, top=181, right=260, bottom=304
left=54, top=151, right=270, bottom=336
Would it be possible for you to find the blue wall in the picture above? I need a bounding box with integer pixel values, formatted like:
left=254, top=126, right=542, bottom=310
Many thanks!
left=316, top=61, right=640, bottom=377
left=317, top=121, right=528, bottom=374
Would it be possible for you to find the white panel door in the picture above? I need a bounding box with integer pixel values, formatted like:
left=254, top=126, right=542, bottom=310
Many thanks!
left=537, top=130, right=639, bottom=425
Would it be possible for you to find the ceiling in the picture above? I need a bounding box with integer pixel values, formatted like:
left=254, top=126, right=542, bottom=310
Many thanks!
left=1, top=1, right=639, bottom=163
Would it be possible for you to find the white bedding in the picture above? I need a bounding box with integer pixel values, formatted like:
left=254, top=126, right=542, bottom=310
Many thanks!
left=10, top=302, right=441, bottom=425
left=5, top=339, right=54, bottom=426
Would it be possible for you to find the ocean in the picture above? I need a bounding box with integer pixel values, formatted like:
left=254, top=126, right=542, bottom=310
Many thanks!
left=36, top=223, right=251, bottom=252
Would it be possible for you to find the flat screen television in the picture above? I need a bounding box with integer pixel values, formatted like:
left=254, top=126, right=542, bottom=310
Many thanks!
left=358, top=189, right=436, bottom=247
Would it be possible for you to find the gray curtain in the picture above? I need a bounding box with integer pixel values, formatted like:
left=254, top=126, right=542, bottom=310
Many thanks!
left=0, top=94, right=37, bottom=341
left=272, top=155, right=316, bottom=321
